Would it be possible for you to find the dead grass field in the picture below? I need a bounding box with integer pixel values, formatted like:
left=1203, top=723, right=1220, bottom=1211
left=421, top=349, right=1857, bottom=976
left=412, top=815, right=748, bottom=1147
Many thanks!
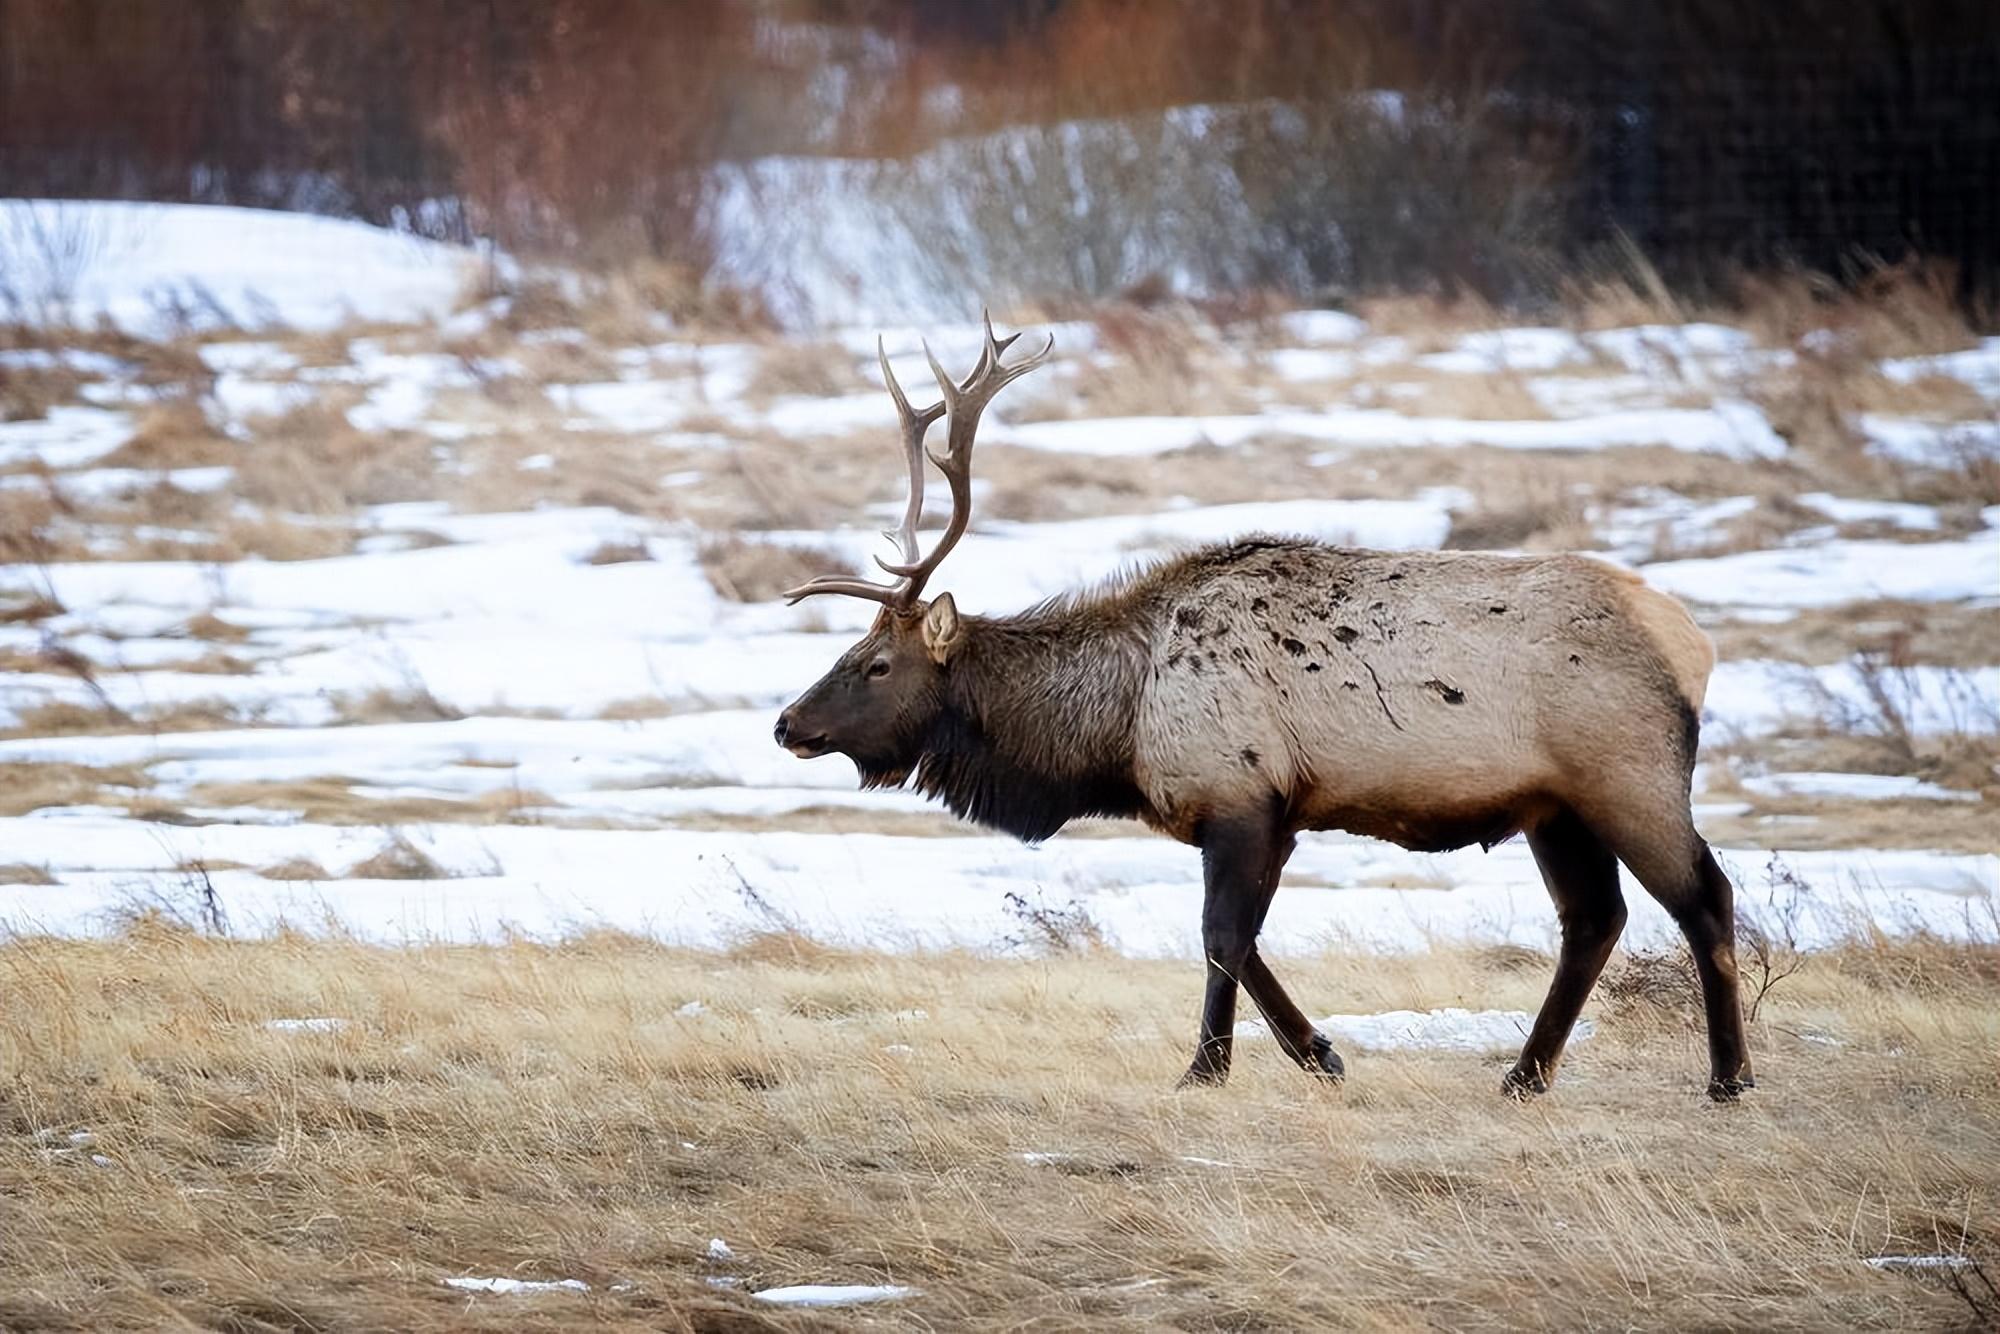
left=2, top=925, right=1996, bottom=1331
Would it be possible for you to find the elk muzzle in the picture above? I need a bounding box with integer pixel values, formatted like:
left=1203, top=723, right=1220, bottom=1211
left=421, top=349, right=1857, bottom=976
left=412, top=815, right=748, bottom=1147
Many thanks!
left=772, top=707, right=830, bottom=759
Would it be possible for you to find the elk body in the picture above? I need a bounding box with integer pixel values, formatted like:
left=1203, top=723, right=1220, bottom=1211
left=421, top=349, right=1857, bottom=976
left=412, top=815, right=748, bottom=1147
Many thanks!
left=775, top=319, right=1754, bottom=1101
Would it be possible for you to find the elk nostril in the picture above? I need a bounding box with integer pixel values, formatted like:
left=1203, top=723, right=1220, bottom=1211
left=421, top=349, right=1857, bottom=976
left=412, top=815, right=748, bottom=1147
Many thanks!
left=773, top=713, right=792, bottom=746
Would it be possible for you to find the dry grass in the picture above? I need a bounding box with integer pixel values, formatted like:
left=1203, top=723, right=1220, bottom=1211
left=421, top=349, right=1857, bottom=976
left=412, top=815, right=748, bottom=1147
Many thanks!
left=0, top=362, right=83, bottom=422
left=1733, top=261, right=1977, bottom=360
left=2, top=926, right=1995, bottom=1330
left=0, top=698, right=247, bottom=742
left=738, top=340, right=867, bottom=405
left=1015, top=305, right=1260, bottom=421
left=0, top=761, right=152, bottom=818
left=236, top=401, right=436, bottom=515
left=1705, top=600, right=2000, bottom=670
left=96, top=398, right=237, bottom=469
left=0, top=861, right=56, bottom=885
left=1694, top=793, right=1998, bottom=856
left=182, top=777, right=557, bottom=829
left=696, top=536, right=851, bottom=603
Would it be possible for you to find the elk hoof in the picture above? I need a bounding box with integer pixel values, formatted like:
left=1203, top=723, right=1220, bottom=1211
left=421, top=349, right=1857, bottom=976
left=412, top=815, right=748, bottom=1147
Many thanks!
left=1175, top=1063, right=1229, bottom=1090
left=1303, top=1032, right=1345, bottom=1083
left=1501, top=1067, right=1548, bottom=1101
left=1707, top=1074, right=1757, bottom=1102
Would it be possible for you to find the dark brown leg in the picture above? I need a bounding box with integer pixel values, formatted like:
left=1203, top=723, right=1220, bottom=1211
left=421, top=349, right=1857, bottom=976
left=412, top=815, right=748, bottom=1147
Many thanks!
left=1178, top=811, right=1281, bottom=1087
left=1580, top=802, right=1755, bottom=1100
left=1503, top=807, right=1626, bottom=1098
left=1181, top=813, right=1344, bottom=1087
left=1683, top=845, right=1755, bottom=1098
left=1242, top=952, right=1345, bottom=1081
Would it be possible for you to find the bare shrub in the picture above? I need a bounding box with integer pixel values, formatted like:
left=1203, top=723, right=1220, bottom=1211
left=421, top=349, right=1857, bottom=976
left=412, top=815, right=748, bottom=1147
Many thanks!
left=1001, top=890, right=1106, bottom=955
left=697, top=536, right=849, bottom=602
left=1738, top=855, right=1809, bottom=1024
left=1804, top=653, right=1999, bottom=792
left=1601, top=947, right=1701, bottom=1019
left=0, top=201, right=111, bottom=324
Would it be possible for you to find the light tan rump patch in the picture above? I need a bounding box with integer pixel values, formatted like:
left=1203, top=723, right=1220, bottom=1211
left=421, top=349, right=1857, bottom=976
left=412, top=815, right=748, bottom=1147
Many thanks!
left=1605, top=566, right=1716, bottom=711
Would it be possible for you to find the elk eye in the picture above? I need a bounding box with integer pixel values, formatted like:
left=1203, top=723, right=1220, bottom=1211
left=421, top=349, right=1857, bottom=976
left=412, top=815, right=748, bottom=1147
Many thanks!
left=865, top=657, right=892, bottom=680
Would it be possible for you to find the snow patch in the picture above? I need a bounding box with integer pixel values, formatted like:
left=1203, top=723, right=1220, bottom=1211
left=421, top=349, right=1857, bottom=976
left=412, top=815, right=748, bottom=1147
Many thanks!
left=752, top=1284, right=918, bottom=1307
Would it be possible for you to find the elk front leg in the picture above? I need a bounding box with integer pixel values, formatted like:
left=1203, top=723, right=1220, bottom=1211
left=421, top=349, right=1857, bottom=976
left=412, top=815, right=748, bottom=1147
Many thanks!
left=1178, top=814, right=1281, bottom=1088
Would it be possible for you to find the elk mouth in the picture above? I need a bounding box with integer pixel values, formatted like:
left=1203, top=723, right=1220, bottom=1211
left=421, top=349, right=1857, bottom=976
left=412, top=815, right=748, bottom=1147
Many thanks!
left=785, top=734, right=831, bottom=759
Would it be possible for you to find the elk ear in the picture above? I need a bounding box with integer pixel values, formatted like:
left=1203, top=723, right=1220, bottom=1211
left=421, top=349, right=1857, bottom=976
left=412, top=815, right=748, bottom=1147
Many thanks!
left=921, top=592, right=963, bottom=665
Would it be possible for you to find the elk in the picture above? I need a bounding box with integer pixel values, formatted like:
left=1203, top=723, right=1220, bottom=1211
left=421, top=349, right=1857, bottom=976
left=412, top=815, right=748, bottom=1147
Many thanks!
left=773, top=316, right=1754, bottom=1101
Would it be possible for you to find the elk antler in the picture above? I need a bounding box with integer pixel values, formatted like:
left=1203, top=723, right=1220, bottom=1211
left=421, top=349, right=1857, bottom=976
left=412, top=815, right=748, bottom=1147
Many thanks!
left=784, top=311, right=1053, bottom=609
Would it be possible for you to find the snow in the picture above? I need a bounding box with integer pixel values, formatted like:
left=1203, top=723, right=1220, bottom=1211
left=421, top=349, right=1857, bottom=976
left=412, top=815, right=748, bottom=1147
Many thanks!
left=1417, top=328, right=1588, bottom=374
left=263, top=1017, right=350, bottom=1033
left=1, top=816, right=1987, bottom=954
left=1705, top=661, right=1999, bottom=737
left=1642, top=530, right=2000, bottom=609
left=0, top=224, right=1991, bottom=961
left=444, top=1277, right=589, bottom=1295
left=1277, top=310, right=1368, bottom=344
left=1794, top=492, right=1943, bottom=531
left=1740, top=773, right=1980, bottom=803
left=998, top=402, right=1784, bottom=459
left=0, top=201, right=483, bottom=335
left=1857, top=415, right=2000, bottom=469
left=1864, top=1255, right=1975, bottom=1271
left=752, top=1284, right=918, bottom=1307
left=0, top=407, right=134, bottom=470
left=1880, top=338, right=2000, bottom=395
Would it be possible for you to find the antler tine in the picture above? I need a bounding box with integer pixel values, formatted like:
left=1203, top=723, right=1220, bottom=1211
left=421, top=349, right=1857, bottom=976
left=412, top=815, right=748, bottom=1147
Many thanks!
left=786, top=316, right=1054, bottom=608
left=781, top=573, right=909, bottom=608
left=780, top=338, right=945, bottom=607
left=874, top=319, right=1055, bottom=591
left=878, top=337, right=945, bottom=569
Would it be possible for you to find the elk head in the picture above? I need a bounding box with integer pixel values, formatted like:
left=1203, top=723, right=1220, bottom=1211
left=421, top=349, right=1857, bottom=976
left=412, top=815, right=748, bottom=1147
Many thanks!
left=772, top=314, right=1052, bottom=786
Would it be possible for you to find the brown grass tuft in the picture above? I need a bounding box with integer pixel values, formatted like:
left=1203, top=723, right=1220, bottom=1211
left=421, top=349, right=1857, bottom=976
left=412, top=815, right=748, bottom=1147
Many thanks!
left=0, top=761, right=152, bottom=816
left=581, top=538, right=653, bottom=566
left=98, top=398, right=237, bottom=469
left=698, top=535, right=850, bottom=602
left=346, top=834, right=448, bottom=881
left=235, top=402, right=435, bottom=514
left=0, top=362, right=82, bottom=421
left=739, top=340, right=867, bottom=405
left=0, top=861, right=56, bottom=885
left=258, top=857, right=332, bottom=881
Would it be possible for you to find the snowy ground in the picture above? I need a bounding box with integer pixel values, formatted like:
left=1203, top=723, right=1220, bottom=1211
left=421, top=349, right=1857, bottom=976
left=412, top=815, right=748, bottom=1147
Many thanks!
left=1, top=203, right=1994, bottom=953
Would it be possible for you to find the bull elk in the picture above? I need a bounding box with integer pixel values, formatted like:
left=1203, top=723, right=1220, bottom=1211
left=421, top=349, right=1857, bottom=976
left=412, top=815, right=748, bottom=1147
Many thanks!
left=774, top=316, right=1754, bottom=1101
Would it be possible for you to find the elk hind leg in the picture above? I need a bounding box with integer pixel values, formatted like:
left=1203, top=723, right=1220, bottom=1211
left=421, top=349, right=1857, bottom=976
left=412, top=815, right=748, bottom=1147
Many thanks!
left=1503, top=806, right=1626, bottom=1099
left=1582, top=799, right=1754, bottom=1100
left=1242, top=952, right=1344, bottom=1082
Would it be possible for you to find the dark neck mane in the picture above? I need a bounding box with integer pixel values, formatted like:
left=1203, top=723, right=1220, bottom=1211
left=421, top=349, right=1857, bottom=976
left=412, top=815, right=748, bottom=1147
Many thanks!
left=910, top=599, right=1153, bottom=843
